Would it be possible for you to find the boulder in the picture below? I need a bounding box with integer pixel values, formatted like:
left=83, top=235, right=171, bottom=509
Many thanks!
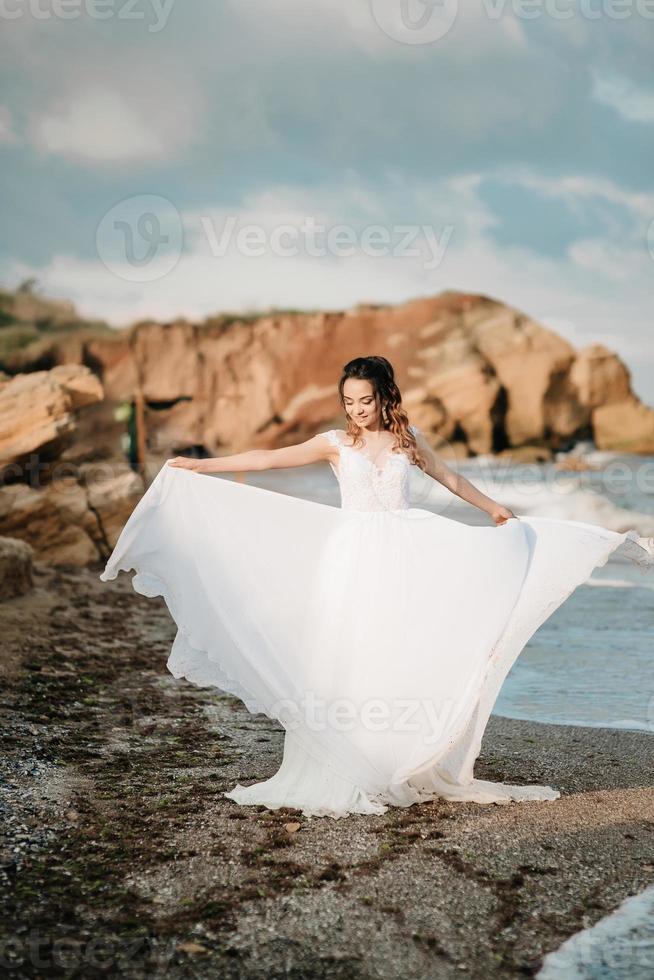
left=497, top=445, right=554, bottom=463
left=0, top=365, right=103, bottom=475
left=592, top=400, right=654, bottom=454
left=81, top=464, right=144, bottom=553
left=0, top=465, right=142, bottom=565
left=413, top=323, right=501, bottom=455
left=570, top=345, right=632, bottom=408
left=0, top=478, right=98, bottom=565
left=471, top=310, right=586, bottom=445
left=568, top=345, right=654, bottom=452
left=49, top=364, right=104, bottom=410
left=0, top=536, right=34, bottom=600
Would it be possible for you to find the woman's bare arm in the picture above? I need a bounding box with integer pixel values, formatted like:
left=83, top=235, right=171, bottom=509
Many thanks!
left=168, top=433, right=335, bottom=474
left=413, top=429, right=517, bottom=524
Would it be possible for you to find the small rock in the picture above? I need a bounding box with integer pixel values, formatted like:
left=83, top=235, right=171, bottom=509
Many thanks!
left=177, top=942, right=209, bottom=955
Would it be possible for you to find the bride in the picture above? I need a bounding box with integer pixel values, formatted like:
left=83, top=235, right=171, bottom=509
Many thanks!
left=100, top=355, right=653, bottom=817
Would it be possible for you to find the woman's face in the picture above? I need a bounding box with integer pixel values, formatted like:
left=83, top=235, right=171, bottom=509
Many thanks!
left=342, top=378, right=381, bottom=428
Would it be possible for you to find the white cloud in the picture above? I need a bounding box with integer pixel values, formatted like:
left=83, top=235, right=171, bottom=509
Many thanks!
left=0, top=106, right=18, bottom=144
left=4, top=168, right=653, bottom=405
left=225, top=0, right=527, bottom=58
left=28, top=68, right=204, bottom=165
left=591, top=71, right=654, bottom=124
left=492, top=168, right=654, bottom=219
left=31, top=89, right=165, bottom=163
left=568, top=238, right=650, bottom=281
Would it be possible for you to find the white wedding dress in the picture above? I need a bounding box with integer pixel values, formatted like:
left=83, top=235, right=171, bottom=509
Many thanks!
left=99, top=426, right=653, bottom=818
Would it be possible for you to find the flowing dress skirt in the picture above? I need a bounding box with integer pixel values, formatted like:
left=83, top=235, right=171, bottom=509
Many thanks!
left=100, top=464, right=653, bottom=817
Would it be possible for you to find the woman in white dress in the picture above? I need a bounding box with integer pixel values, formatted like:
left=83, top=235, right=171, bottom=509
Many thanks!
left=100, top=355, right=653, bottom=818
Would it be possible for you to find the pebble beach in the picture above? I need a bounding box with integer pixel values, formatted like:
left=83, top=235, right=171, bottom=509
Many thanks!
left=1, top=561, right=652, bottom=978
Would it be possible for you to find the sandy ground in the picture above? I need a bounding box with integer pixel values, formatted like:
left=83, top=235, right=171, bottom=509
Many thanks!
left=1, top=562, right=653, bottom=979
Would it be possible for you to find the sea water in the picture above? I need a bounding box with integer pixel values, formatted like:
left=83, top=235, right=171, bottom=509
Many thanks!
left=246, top=451, right=654, bottom=978
left=242, top=449, right=654, bottom=734
left=536, top=884, right=654, bottom=979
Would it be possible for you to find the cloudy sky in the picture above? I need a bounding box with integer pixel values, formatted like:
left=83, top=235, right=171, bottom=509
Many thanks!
left=1, top=1, right=653, bottom=402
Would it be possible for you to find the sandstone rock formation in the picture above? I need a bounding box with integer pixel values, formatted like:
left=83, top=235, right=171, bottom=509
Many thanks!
left=69, top=294, right=652, bottom=458
left=0, top=365, right=103, bottom=475
left=0, top=363, right=141, bottom=565
left=2, top=290, right=653, bottom=468
left=0, top=465, right=143, bottom=565
left=570, top=345, right=654, bottom=453
left=592, top=401, right=654, bottom=454
left=0, top=291, right=651, bottom=565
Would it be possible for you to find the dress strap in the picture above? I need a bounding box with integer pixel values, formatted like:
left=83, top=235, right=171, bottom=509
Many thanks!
left=321, top=429, right=344, bottom=449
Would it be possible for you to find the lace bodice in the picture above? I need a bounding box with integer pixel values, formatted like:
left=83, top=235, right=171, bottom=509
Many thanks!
left=322, top=426, right=419, bottom=512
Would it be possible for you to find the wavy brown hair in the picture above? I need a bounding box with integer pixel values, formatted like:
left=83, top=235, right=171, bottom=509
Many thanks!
left=337, top=355, right=427, bottom=471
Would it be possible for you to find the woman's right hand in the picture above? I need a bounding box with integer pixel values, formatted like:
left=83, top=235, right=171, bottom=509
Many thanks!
left=491, top=504, right=517, bottom=525
left=167, top=456, right=207, bottom=472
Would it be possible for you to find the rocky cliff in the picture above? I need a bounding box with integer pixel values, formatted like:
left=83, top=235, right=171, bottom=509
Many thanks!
left=3, top=290, right=652, bottom=459
left=0, top=365, right=142, bottom=564
left=1, top=290, right=653, bottom=565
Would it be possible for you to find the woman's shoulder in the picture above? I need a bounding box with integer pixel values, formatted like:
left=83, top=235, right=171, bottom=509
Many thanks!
left=318, top=428, right=346, bottom=447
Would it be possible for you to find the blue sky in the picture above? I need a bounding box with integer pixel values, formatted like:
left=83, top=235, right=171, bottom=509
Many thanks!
left=1, top=1, right=653, bottom=403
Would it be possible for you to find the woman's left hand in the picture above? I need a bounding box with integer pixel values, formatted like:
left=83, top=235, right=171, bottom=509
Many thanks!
left=167, top=456, right=206, bottom=472
left=491, top=504, right=517, bottom=525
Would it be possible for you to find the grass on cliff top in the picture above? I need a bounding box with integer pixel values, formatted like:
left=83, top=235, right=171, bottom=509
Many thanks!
left=0, top=285, right=112, bottom=357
